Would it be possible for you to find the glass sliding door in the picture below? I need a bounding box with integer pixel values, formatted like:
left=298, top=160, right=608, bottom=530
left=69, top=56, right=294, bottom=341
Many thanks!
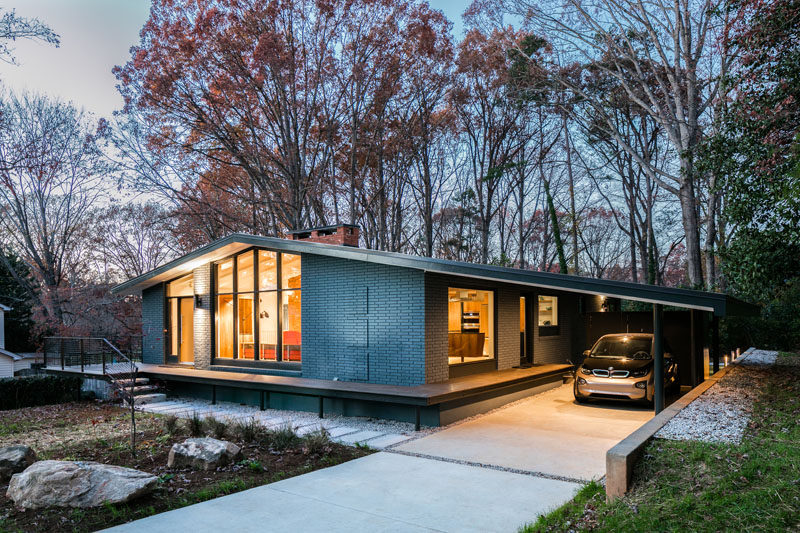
left=258, top=290, right=278, bottom=360
left=217, top=294, right=234, bottom=359
left=166, top=274, right=194, bottom=364
left=179, top=297, right=194, bottom=363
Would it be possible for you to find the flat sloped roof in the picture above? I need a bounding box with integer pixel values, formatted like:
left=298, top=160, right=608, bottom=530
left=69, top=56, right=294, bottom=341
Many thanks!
left=112, top=233, right=757, bottom=317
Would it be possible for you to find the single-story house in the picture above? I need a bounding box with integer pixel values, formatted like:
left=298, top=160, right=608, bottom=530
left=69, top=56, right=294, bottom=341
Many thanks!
left=110, top=224, right=755, bottom=426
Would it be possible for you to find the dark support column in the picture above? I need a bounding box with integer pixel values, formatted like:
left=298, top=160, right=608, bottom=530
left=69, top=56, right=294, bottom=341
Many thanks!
left=318, top=396, right=324, bottom=419
left=211, top=385, right=217, bottom=405
left=712, top=315, right=720, bottom=373
left=653, top=304, right=664, bottom=414
left=690, top=310, right=698, bottom=386
left=260, top=391, right=265, bottom=411
left=415, top=406, right=421, bottom=432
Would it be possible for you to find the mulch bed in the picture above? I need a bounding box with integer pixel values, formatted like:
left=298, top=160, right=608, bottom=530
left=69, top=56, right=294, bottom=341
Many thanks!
left=0, top=402, right=370, bottom=532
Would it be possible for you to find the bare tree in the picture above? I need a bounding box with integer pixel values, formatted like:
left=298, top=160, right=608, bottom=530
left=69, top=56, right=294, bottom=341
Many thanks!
left=0, top=92, right=110, bottom=328
left=495, top=0, right=727, bottom=287
left=89, top=202, right=179, bottom=281
left=0, top=8, right=59, bottom=64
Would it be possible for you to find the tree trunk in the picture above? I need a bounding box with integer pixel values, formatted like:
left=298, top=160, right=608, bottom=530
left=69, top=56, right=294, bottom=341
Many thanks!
left=678, top=159, right=704, bottom=287
left=543, top=178, right=568, bottom=274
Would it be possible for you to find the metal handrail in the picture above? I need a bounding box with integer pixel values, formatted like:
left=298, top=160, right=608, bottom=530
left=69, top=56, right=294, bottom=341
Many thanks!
left=43, top=336, right=140, bottom=403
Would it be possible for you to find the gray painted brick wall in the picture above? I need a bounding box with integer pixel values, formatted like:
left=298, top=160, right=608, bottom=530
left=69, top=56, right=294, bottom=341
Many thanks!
left=302, top=254, right=426, bottom=386
left=193, top=264, right=212, bottom=369
left=496, top=285, right=520, bottom=371
left=425, top=273, right=521, bottom=376
left=533, top=290, right=580, bottom=365
left=142, top=283, right=165, bottom=365
left=424, top=275, right=449, bottom=383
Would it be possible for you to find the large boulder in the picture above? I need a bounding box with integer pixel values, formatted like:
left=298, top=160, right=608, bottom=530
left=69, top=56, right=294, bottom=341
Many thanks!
left=0, top=445, right=36, bottom=481
left=168, top=437, right=242, bottom=470
left=6, top=460, right=158, bottom=509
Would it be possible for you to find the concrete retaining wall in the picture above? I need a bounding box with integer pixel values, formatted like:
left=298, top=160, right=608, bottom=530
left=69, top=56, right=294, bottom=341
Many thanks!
left=605, top=348, right=752, bottom=501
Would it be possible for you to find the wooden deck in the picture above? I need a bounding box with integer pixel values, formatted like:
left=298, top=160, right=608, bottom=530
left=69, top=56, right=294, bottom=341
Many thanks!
left=134, top=363, right=571, bottom=407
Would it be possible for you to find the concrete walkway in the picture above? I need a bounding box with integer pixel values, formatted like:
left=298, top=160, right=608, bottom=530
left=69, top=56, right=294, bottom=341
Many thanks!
left=107, top=384, right=653, bottom=532
left=395, top=384, right=653, bottom=481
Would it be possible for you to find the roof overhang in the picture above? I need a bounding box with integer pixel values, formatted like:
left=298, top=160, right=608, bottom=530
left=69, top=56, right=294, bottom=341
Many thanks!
left=113, top=233, right=759, bottom=318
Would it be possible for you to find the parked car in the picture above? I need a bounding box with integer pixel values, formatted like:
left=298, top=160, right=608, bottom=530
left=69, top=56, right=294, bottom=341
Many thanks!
left=573, top=333, right=678, bottom=404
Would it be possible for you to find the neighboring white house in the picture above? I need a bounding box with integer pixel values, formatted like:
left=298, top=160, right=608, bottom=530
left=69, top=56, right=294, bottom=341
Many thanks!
left=0, top=303, right=8, bottom=352
left=0, top=303, right=22, bottom=378
left=0, top=349, right=21, bottom=378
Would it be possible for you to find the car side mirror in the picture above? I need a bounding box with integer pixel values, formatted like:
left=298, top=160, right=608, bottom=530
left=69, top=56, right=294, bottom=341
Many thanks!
left=582, top=350, right=591, bottom=358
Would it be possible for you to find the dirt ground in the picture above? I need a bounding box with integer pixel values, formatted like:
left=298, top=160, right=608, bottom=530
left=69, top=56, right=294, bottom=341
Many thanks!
left=0, top=401, right=369, bottom=532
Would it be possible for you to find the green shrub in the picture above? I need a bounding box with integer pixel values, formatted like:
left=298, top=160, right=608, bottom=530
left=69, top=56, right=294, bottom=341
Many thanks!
left=234, top=417, right=262, bottom=443
left=268, top=423, right=300, bottom=451
left=302, top=428, right=331, bottom=455
left=186, top=412, right=204, bottom=437
left=162, top=414, right=179, bottom=435
left=204, top=415, right=228, bottom=439
left=722, top=278, right=800, bottom=352
left=0, top=375, right=82, bottom=410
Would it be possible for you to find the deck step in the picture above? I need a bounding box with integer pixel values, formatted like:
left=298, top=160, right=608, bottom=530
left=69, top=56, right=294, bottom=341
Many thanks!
left=115, top=378, right=150, bottom=387
left=126, top=393, right=167, bottom=406
left=125, top=385, right=160, bottom=395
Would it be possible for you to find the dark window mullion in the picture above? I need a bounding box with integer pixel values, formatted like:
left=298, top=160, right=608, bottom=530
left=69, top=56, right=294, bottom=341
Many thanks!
left=253, top=250, right=259, bottom=361
left=233, top=254, right=238, bottom=359
left=277, top=254, right=283, bottom=362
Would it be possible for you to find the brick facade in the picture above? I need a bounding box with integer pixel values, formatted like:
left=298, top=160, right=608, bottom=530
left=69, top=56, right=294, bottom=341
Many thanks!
left=192, top=264, right=212, bottom=369
left=290, top=224, right=360, bottom=247
left=302, top=254, right=426, bottom=386
left=531, top=290, right=582, bottom=365
left=141, top=283, right=165, bottom=364
left=138, top=250, right=580, bottom=385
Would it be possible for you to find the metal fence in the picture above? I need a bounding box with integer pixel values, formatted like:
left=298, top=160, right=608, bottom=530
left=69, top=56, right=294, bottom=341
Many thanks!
left=44, top=336, right=142, bottom=373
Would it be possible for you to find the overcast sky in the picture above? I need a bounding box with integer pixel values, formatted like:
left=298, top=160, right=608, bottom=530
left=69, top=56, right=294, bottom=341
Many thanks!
left=0, top=0, right=469, bottom=119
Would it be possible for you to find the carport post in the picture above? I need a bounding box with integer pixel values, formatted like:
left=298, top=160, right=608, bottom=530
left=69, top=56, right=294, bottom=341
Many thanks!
left=712, top=315, right=720, bottom=373
left=653, top=304, right=664, bottom=414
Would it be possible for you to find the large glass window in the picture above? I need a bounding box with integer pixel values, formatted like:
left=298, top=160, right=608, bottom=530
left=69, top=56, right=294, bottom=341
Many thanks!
left=214, top=249, right=301, bottom=363
left=447, top=288, right=495, bottom=365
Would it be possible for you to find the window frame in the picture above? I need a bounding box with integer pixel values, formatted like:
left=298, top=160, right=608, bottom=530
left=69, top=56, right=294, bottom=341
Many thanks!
left=446, top=286, right=498, bottom=367
left=537, top=294, right=561, bottom=337
left=164, top=274, right=194, bottom=364
left=211, top=247, right=301, bottom=365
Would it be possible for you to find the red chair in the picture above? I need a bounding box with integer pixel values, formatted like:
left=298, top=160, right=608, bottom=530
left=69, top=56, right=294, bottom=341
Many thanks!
left=260, top=345, right=277, bottom=360
left=283, top=331, right=302, bottom=361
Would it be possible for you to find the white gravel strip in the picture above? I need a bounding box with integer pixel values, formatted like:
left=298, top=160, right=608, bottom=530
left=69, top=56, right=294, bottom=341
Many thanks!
left=655, top=349, right=778, bottom=444
left=135, top=396, right=422, bottom=447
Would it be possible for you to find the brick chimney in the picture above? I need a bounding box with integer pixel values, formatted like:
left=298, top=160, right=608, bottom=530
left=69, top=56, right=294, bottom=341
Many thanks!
left=289, top=224, right=359, bottom=247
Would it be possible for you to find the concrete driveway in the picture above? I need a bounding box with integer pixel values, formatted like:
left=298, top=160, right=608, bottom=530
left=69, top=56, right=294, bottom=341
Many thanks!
left=106, top=384, right=652, bottom=533
left=395, top=383, right=654, bottom=481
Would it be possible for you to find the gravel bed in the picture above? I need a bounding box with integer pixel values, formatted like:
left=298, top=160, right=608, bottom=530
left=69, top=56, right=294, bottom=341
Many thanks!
left=655, top=349, right=778, bottom=444
left=140, top=397, right=422, bottom=436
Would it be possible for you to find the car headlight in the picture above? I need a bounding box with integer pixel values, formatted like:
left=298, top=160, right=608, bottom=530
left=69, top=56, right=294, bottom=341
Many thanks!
left=580, top=367, right=593, bottom=375
left=631, top=367, right=650, bottom=378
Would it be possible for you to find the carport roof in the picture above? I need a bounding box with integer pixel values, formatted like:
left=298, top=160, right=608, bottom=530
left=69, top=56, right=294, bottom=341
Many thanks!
left=112, top=233, right=758, bottom=317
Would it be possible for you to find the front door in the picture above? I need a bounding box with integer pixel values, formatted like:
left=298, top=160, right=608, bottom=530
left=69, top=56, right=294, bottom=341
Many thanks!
left=167, top=296, right=194, bottom=364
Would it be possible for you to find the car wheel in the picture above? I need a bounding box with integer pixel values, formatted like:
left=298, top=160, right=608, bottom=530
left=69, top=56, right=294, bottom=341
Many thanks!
left=574, top=394, right=588, bottom=404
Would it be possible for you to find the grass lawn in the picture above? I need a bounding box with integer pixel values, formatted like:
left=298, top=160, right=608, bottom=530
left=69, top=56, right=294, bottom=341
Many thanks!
left=0, top=402, right=370, bottom=532
left=522, top=352, right=800, bottom=533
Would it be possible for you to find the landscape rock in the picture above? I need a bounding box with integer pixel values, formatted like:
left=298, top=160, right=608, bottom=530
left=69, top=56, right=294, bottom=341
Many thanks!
left=0, top=445, right=36, bottom=481
left=5, top=460, right=158, bottom=509
left=168, top=437, right=242, bottom=470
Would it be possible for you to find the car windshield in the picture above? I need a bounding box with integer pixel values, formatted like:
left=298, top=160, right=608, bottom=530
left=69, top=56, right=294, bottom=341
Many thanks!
left=591, top=337, right=652, bottom=359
